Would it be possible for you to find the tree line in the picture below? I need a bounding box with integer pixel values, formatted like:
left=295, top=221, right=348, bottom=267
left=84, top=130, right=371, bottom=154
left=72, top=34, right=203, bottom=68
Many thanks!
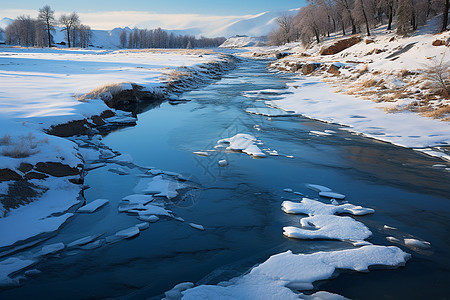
left=269, top=0, right=449, bottom=45
left=119, top=28, right=226, bottom=49
left=5, top=6, right=92, bottom=48
left=3, top=5, right=226, bottom=49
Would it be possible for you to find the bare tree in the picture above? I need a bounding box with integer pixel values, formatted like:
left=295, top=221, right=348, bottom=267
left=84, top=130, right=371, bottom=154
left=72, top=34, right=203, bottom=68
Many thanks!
left=335, top=0, right=358, bottom=34
left=5, top=16, right=36, bottom=46
left=442, top=0, right=449, bottom=32
left=38, top=5, right=55, bottom=47
left=277, top=15, right=296, bottom=43
left=59, top=12, right=80, bottom=48
left=119, top=30, right=127, bottom=48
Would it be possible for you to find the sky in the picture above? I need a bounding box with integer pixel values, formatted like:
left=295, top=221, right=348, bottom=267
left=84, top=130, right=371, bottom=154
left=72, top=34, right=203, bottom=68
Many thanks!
left=0, top=0, right=306, bottom=30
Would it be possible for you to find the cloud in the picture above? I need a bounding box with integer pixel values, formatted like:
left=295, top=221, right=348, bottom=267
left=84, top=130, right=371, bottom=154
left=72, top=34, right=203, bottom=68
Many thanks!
left=0, top=8, right=249, bottom=31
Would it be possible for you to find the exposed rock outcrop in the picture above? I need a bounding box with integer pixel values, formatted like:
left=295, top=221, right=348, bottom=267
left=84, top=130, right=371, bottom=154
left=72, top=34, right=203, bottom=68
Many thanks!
left=319, top=35, right=362, bottom=55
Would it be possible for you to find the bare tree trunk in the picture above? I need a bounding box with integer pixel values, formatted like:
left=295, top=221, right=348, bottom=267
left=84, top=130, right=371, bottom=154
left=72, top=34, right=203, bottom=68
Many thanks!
left=442, top=0, right=449, bottom=32
left=360, top=0, right=371, bottom=36
left=47, top=26, right=51, bottom=47
left=387, top=3, right=394, bottom=30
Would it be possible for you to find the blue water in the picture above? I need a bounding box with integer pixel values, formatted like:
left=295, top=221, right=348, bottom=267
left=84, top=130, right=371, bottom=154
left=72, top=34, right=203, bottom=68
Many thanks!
left=1, top=58, right=449, bottom=300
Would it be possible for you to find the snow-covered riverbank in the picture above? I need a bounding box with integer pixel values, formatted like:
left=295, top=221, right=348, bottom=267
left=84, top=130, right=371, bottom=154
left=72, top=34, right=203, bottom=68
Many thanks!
left=0, top=47, right=235, bottom=283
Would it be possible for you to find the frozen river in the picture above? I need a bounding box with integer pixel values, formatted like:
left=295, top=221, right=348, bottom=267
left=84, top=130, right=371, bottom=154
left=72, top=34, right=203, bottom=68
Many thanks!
left=2, top=57, right=449, bottom=299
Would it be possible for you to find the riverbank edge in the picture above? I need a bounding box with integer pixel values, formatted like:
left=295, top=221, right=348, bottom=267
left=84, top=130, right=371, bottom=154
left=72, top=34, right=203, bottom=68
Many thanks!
left=0, top=52, right=238, bottom=257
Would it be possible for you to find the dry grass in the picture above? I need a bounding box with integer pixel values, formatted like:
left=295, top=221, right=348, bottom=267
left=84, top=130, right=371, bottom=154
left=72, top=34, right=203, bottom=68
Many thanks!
left=0, top=133, right=47, bottom=158
left=0, top=134, right=12, bottom=145
left=422, top=105, right=450, bottom=119
left=161, top=69, right=191, bottom=82
left=75, top=83, right=125, bottom=101
left=359, top=64, right=369, bottom=74
left=361, top=78, right=378, bottom=88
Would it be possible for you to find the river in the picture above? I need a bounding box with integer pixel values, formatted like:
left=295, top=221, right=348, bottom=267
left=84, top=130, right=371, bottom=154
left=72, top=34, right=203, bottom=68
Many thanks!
left=1, top=56, right=449, bottom=299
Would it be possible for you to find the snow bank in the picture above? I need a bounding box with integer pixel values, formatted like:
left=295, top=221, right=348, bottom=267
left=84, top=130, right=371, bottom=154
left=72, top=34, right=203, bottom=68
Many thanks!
left=180, top=245, right=410, bottom=299
left=267, top=77, right=450, bottom=149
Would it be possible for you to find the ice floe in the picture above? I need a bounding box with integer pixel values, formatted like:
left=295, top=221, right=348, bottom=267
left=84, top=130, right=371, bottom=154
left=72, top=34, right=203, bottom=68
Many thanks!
left=246, top=107, right=297, bottom=117
left=310, top=130, right=332, bottom=136
left=218, top=159, right=228, bottom=167
left=164, top=282, right=195, bottom=300
left=189, top=223, right=205, bottom=231
left=67, top=235, right=101, bottom=248
left=217, top=133, right=266, bottom=158
left=319, top=191, right=346, bottom=200
left=282, top=198, right=374, bottom=216
left=138, top=215, right=160, bottom=223
left=77, top=199, right=110, bottom=213
left=306, top=184, right=332, bottom=193
left=39, top=242, right=65, bottom=256
left=134, top=175, right=186, bottom=199
left=404, top=238, right=431, bottom=249
left=115, top=226, right=140, bottom=239
left=283, top=215, right=372, bottom=241
left=193, top=151, right=210, bottom=157
left=179, top=245, right=410, bottom=299
left=0, top=257, right=35, bottom=286
left=122, top=194, right=154, bottom=205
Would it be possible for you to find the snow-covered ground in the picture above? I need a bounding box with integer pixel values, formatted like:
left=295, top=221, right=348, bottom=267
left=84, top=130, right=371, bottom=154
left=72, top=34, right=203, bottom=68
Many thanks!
left=240, top=16, right=450, bottom=160
left=265, top=77, right=450, bottom=159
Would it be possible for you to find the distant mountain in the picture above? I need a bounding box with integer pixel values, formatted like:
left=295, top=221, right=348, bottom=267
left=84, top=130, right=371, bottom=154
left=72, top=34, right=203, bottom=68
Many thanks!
left=0, top=17, right=13, bottom=30
left=133, top=8, right=300, bottom=38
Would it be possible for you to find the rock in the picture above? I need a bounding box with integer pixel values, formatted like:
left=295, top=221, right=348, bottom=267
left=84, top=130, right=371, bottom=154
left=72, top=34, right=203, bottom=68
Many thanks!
left=275, top=52, right=291, bottom=59
left=319, top=35, right=361, bottom=55
left=100, top=109, right=115, bottom=118
left=35, top=162, right=81, bottom=177
left=17, top=163, right=33, bottom=173
left=432, top=39, right=446, bottom=46
left=365, top=39, right=375, bottom=44
left=47, top=120, right=89, bottom=137
left=90, top=115, right=106, bottom=126
left=302, top=63, right=319, bottom=75
left=25, top=172, right=49, bottom=180
left=389, top=37, right=395, bottom=42
left=0, top=169, right=22, bottom=182
left=327, top=64, right=340, bottom=76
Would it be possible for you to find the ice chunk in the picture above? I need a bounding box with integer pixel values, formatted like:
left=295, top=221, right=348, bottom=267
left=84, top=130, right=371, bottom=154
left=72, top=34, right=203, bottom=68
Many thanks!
left=246, top=107, right=296, bottom=117
left=121, top=203, right=173, bottom=217
left=180, top=246, right=410, bottom=299
left=24, top=269, right=41, bottom=276
left=384, top=225, right=397, bottom=230
left=283, top=188, right=293, bottom=193
left=163, top=282, right=194, bottom=300
left=108, top=166, right=130, bottom=175
left=386, top=236, right=401, bottom=243
left=39, top=242, right=65, bottom=256
left=80, top=240, right=104, bottom=250
left=67, top=235, right=100, bottom=248
left=319, top=192, right=346, bottom=200
left=306, top=184, right=332, bottom=193
left=193, top=151, right=210, bottom=157
left=404, top=238, right=431, bottom=249
left=122, top=194, right=153, bottom=205
left=218, top=160, right=228, bottom=167
left=77, top=199, right=109, bottom=213
left=283, top=215, right=372, bottom=241
left=299, top=291, right=349, bottom=300
left=282, top=198, right=374, bottom=216
left=134, top=175, right=186, bottom=199
left=138, top=215, right=160, bottom=223
left=115, top=226, right=140, bottom=239
left=0, top=257, right=35, bottom=286
left=310, top=130, right=332, bottom=136
left=189, top=223, right=205, bottom=231
left=136, top=222, right=150, bottom=230
left=217, top=133, right=266, bottom=158
left=111, top=154, right=133, bottom=163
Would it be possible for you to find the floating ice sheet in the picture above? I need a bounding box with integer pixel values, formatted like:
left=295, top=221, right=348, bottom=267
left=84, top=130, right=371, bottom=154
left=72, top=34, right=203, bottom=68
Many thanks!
left=77, top=199, right=109, bottom=213
left=180, top=246, right=410, bottom=299
left=217, top=133, right=266, bottom=158
left=282, top=198, right=374, bottom=216
left=283, top=215, right=372, bottom=241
